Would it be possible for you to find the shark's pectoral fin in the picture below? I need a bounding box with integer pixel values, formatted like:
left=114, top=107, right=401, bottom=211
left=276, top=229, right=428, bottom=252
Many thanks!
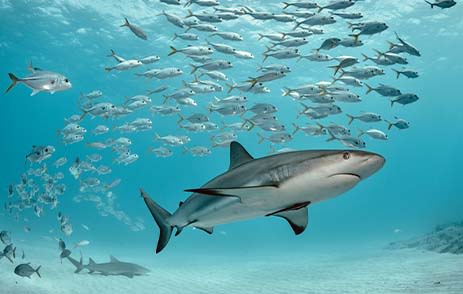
left=270, top=206, right=309, bottom=235
left=195, top=226, right=214, bottom=234
left=185, top=184, right=279, bottom=203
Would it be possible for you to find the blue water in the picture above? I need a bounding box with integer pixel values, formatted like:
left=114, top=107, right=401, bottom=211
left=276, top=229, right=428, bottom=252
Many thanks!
left=0, top=0, right=462, bottom=290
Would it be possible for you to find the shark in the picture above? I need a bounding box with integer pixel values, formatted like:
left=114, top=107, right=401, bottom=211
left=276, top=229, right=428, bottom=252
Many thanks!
left=66, top=254, right=150, bottom=278
left=141, top=141, right=385, bottom=253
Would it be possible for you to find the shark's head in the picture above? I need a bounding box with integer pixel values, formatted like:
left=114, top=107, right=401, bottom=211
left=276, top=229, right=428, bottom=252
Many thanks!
left=299, top=150, right=385, bottom=202
left=326, top=150, right=385, bottom=181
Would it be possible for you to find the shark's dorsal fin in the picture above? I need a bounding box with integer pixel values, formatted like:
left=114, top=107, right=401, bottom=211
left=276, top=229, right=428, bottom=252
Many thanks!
left=89, top=258, right=96, bottom=266
left=229, top=141, right=254, bottom=170
left=110, top=255, right=120, bottom=263
left=271, top=207, right=309, bottom=235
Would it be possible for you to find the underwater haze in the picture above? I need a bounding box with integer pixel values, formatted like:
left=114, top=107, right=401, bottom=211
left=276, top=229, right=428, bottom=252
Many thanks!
left=1, top=0, right=462, bottom=293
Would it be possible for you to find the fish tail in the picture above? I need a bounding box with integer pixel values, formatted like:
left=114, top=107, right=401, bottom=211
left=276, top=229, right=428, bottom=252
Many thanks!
left=140, top=189, right=173, bottom=254
left=292, top=22, right=301, bottom=30
left=257, top=33, right=264, bottom=40
left=66, top=255, right=85, bottom=273
left=172, top=33, right=177, bottom=40
left=226, top=80, right=236, bottom=94
left=291, top=123, right=300, bottom=135
left=5, top=73, right=19, bottom=94
left=107, top=49, right=116, bottom=57
left=190, top=64, right=198, bottom=74
left=392, top=69, right=400, bottom=79
left=281, top=87, right=291, bottom=96
left=365, top=83, right=373, bottom=95
left=346, top=114, right=355, bottom=125
left=120, top=17, right=129, bottom=27
left=424, top=1, right=434, bottom=8
left=177, top=113, right=184, bottom=124
left=185, top=9, right=193, bottom=18
left=35, top=265, right=42, bottom=278
left=361, top=53, right=369, bottom=62
left=385, top=120, right=393, bottom=130
left=282, top=2, right=290, bottom=9
left=168, top=46, right=177, bottom=56
left=357, top=128, right=365, bottom=137
left=373, top=49, right=384, bottom=57
left=326, top=130, right=336, bottom=142
left=257, top=133, right=265, bottom=144
left=317, top=6, right=324, bottom=13
left=390, top=99, right=395, bottom=107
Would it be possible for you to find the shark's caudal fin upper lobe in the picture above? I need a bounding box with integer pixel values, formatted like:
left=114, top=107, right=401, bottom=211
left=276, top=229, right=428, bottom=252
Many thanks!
left=140, top=189, right=173, bottom=254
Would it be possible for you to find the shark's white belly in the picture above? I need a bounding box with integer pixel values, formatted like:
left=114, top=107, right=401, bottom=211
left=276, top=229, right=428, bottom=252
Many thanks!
left=191, top=172, right=360, bottom=228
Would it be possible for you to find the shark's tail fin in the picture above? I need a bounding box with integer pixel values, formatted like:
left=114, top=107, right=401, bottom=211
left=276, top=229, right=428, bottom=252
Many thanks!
left=66, top=254, right=85, bottom=274
left=140, top=189, right=173, bottom=254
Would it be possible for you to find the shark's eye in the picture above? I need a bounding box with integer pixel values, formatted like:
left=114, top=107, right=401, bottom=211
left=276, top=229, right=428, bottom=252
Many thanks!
left=343, top=152, right=350, bottom=160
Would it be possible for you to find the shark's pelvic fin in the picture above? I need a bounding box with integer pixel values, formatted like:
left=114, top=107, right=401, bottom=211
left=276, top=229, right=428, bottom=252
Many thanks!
left=185, top=184, right=279, bottom=203
left=271, top=206, right=309, bottom=235
left=229, top=141, right=254, bottom=170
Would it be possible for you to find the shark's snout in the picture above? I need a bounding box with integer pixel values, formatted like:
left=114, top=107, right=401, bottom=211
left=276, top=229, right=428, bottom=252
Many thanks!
left=356, top=152, right=385, bottom=179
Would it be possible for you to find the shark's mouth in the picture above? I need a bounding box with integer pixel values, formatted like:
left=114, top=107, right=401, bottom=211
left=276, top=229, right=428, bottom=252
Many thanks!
left=329, top=173, right=361, bottom=180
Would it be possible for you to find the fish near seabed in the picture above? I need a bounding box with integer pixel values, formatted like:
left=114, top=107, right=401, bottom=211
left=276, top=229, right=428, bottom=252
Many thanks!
left=5, top=62, right=72, bottom=96
left=141, top=141, right=385, bottom=253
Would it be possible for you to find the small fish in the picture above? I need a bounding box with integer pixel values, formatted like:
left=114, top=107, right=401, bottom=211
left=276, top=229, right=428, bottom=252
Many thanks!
left=346, top=112, right=382, bottom=125
left=81, top=224, right=90, bottom=231
left=74, top=240, right=90, bottom=248
left=14, top=263, right=41, bottom=278
left=149, top=146, right=173, bottom=158
left=424, top=0, right=456, bottom=9
left=385, top=117, right=410, bottom=130
left=358, top=129, right=388, bottom=140
left=120, top=18, right=147, bottom=40
left=390, top=93, right=419, bottom=106
left=6, top=63, right=71, bottom=96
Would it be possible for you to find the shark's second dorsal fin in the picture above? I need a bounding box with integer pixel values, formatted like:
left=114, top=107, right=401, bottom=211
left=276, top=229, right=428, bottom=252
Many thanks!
left=229, top=141, right=254, bottom=170
left=110, top=255, right=120, bottom=263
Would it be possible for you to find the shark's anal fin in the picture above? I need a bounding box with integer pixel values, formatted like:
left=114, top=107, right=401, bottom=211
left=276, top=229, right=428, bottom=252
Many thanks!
left=185, top=185, right=279, bottom=203
left=195, top=226, right=214, bottom=234
left=268, top=205, right=309, bottom=235
left=229, top=141, right=254, bottom=170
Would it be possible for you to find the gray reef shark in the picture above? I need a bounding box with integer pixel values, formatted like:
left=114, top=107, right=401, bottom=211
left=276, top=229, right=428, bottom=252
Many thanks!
left=66, top=254, right=149, bottom=278
left=141, top=141, right=385, bottom=253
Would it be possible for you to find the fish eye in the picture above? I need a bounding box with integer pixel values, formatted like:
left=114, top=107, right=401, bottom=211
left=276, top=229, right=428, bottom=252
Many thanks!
left=342, top=152, right=350, bottom=160
left=65, top=79, right=69, bottom=83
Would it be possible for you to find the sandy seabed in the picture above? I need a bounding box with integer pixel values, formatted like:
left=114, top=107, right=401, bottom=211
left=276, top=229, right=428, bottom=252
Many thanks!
left=1, top=244, right=462, bottom=294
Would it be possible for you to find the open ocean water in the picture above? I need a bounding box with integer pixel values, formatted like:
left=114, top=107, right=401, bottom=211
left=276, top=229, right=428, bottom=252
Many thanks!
left=0, top=1, right=462, bottom=293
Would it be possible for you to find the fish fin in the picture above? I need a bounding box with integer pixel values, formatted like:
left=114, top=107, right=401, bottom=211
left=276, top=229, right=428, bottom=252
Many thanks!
left=185, top=185, right=279, bottom=204
left=291, top=123, right=300, bottom=135
left=140, top=189, right=173, bottom=254
left=392, top=69, right=400, bottom=79
left=168, top=46, right=177, bottom=56
left=120, top=17, right=129, bottom=27
left=229, top=141, right=254, bottom=170
left=190, top=64, right=198, bottom=74
left=35, top=266, right=42, bottom=278
left=89, top=258, right=96, bottom=266
left=365, top=83, right=373, bottom=95
left=346, top=114, right=355, bottom=125
left=358, top=128, right=365, bottom=137
left=185, top=9, right=193, bottom=18
left=5, top=73, right=19, bottom=94
left=109, top=255, right=120, bottom=263
left=424, top=1, right=434, bottom=8
left=326, top=130, right=337, bottom=142
left=123, top=273, right=134, bottom=278
left=270, top=206, right=309, bottom=235
left=282, top=2, right=289, bottom=9
left=195, top=226, right=214, bottom=235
